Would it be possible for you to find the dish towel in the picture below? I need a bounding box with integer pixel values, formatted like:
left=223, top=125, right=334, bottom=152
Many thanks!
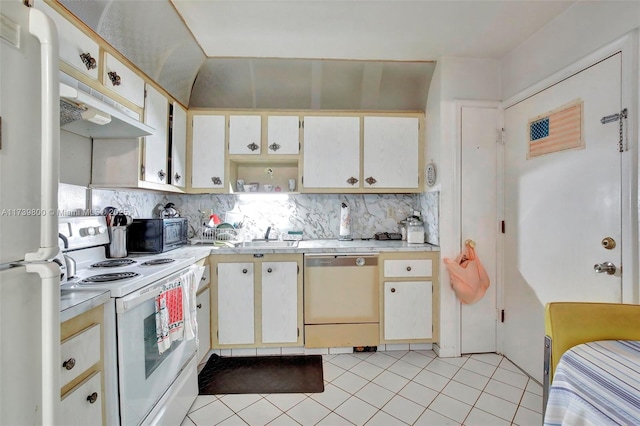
left=183, top=266, right=204, bottom=342
left=156, top=279, right=185, bottom=354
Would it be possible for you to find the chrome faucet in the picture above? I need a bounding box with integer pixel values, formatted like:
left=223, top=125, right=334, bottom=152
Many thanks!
left=264, top=226, right=272, bottom=240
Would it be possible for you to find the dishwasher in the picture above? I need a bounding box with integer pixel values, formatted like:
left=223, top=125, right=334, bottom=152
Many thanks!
left=304, top=254, right=379, bottom=348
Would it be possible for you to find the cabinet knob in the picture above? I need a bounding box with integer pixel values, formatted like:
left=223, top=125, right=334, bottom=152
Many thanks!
left=197, top=303, right=202, bottom=309
left=211, top=177, right=222, bottom=185
left=365, top=176, right=377, bottom=185
left=269, top=142, right=281, bottom=152
left=247, top=142, right=259, bottom=152
left=62, top=358, right=76, bottom=370
left=174, top=173, right=181, bottom=182
left=107, top=71, right=121, bottom=86
left=267, top=267, right=273, bottom=273
left=242, top=268, right=248, bottom=274
left=391, top=288, right=396, bottom=293
left=158, top=170, right=166, bottom=180
left=346, top=177, right=358, bottom=185
left=79, top=52, right=96, bottom=70
left=87, top=392, right=98, bottom=404
left=406, top=266, right=412, bottom=272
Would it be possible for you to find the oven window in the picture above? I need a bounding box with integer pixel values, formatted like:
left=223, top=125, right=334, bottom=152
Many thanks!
left=164, top=223, right=184, bottom=246
left=143, top=312, right=179, bottom=378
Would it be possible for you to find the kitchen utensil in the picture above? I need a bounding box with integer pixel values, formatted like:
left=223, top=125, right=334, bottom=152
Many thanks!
left=160, top=203, right=180, bottom=218
left=108, top=226, right=128, bottom=258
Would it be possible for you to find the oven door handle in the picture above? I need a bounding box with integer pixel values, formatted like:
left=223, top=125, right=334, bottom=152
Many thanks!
left=115, top=265, right=204, bottom=313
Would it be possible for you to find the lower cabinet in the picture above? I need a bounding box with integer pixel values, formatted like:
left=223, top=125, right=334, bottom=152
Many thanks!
left=384, top=281, right=432, bottom=340
left=60, top=304, right=105, bottom=426
left=196, top=288, right=211, bottom=362
left=212, top=254, right=303, bottom=348
left=380, top=251, right=439, bottom=344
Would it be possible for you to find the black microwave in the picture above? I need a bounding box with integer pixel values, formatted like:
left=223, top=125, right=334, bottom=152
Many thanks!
left=126, top=218, right=188, bottom=253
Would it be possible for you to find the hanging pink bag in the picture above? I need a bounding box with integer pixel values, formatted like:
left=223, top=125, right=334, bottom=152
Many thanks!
left=443, top=240, right=490, bottom=304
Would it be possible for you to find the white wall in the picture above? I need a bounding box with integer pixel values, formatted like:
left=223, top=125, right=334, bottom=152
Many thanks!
left=426, top=57, right=501, bottom=357
left=501, top=1, right=640, bottom=99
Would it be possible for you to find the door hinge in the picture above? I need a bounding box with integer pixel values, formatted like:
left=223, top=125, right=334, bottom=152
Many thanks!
left=501, top=220, right=505, bottom=234
left=297, top=328, right=300, bottom=337
left=217, top=330, right=219, bottom=338
left=498, top=128, right=505, bottom=144
left=140, top=164, right=145, bottom=179
left=215, top=266, right=218, bottom=275
left=297, top=265, right=300, bottom=274
left=501, top=310, right=505, bottom=323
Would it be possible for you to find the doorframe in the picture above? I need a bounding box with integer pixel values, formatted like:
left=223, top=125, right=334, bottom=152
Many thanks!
left=501, top=30, right=639, bottom=307
left=454, top=100, right=503, bottom=354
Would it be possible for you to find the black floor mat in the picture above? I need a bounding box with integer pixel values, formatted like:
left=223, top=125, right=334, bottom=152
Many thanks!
left=198, top=354, right=324, bottom=394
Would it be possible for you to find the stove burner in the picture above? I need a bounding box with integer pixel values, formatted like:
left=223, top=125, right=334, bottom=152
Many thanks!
left=91, top=259, right=136, bottom=268
left=141, top=258, right=175, bottom=266
left=79, top=272, right=141, bottom=284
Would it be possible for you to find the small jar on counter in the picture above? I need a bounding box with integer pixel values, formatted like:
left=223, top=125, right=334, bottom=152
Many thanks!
left=407, top=219, right=425, bottom=244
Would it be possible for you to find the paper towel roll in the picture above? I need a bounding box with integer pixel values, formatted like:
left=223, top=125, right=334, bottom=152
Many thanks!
left=339, top=202, right=351, bottom=240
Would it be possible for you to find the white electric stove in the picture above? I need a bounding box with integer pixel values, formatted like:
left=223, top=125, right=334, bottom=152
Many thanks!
left=59, top=216, right=200, bottom=426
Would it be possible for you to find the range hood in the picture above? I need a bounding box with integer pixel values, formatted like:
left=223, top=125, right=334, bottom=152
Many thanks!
left=59, top=74, right=154, bottom=138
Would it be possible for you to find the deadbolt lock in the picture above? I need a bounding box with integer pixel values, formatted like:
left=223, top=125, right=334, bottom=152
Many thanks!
left=601, top=237, right=616, bottom=250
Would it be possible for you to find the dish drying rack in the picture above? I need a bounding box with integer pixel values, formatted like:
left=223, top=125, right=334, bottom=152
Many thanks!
left=193, top=226, right=243, bottom=244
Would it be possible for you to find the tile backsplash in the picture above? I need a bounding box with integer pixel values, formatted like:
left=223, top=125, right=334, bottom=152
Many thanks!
left=58, top=185, right=439, bottom=243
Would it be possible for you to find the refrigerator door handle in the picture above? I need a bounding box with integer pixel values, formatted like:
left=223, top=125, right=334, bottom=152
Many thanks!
left=24, top=7, right=60, bottom=262
left=25, top=261, right=61, bottom=425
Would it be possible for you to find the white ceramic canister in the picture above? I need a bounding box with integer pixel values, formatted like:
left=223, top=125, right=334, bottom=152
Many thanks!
left=406, top=219, right=425, bottom=244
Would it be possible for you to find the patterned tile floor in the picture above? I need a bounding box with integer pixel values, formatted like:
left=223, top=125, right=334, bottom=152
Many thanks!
left=182, top=350, right=543, bottom=426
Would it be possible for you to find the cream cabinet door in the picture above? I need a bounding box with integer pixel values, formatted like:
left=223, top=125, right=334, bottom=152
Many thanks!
left=171, top=102, right=187, bottom=188
left=60, top=372, right=102, bottom=426
left=363, top=116, right=419, bottom=189
left=35, top=1, right=99, bottom=80
left=196, top=288, right=210, bottom=362
left=267, top=116, right=300, bottom=155
left=143, top=84, right=169, bottom=184
left=229, top=115, right=261, bottom=155
left=191, top=115, right=226, bottom=190
left=384, top=281, right=432, bottom=340
left=303, top=116, right=360, bottom=189
left=217, top=263, right=255, bottom=345
left=261, top=261, right=298, bottom=344
left=103, top=53, right=145, bottom=107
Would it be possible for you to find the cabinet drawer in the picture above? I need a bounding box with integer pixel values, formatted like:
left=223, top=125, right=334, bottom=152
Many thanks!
left=60, top=371, right=102, bottom=426
left=60, top=324, right=101, bottom=388
left=384, top=259, right=432, bottom=278
left=103, top=53, right=145, bottom=107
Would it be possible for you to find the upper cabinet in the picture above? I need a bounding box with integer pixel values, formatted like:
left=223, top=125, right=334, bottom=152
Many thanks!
left=363, top=116, right=421, bottom=190
left=229, top=115, right=262, bottom=155
left=267, top=115, right=300, bottom=155
left=301, top=114, right=423, bottom=193
left=143, top=84, right=169, bottom=184
left=35, top=1, right=100, bottom=81
left=189, top=114, right=226, bottom=192
left=171, top=103, right=187, bottom=189
left=103, top=53, right=146, bottom=108
left=302, top=116, right=361, bottom=190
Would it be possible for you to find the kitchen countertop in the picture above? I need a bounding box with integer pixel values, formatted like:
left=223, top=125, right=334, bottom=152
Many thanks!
left=190, top=238, right=439, bottom=254
left=60, top=289, right=110, bottom=323
left=60, top=240, right=437, bottom=320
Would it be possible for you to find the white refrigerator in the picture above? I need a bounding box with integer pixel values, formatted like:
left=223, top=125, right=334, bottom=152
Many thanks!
left=0, top=1, right=61, bottom=424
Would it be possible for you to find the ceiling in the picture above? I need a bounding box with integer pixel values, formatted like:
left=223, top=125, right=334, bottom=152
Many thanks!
left=58, top=0, right=575, bottom=110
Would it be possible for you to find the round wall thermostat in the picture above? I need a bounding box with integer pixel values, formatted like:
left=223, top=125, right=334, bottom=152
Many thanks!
left=426, top=163, right=437, bottom=187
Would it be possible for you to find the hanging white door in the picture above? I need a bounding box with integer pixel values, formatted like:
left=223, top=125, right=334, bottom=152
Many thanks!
left=460, top=104, right=499, bottom=354
left=503, top=54, right=622, bottom=382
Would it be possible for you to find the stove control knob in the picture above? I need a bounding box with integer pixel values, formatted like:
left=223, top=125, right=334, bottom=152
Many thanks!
left=95, top=226, right=106, bottom=234
left=86, top=227, right=96, bottom=236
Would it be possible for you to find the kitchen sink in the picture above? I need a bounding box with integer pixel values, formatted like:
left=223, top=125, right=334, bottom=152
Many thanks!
left=235, top=240, right=299, bottom=248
